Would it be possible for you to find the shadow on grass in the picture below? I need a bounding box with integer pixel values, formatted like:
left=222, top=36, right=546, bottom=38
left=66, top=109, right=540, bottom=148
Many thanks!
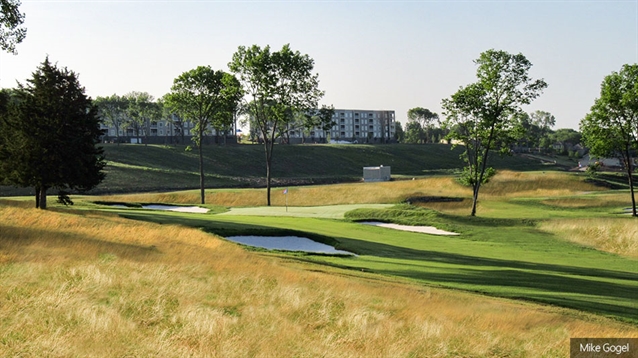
left=0, top=224, right=161, bottom=263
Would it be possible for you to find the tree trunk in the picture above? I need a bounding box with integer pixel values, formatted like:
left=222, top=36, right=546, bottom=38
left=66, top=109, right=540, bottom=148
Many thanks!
left=39, top=187, right=48, bottom=210
left=264, top=136, right=274, bottom=206
left=625, top=148, right=636, bottom=217
left=470, top=184, right=479, bottom=216
left=199, top=129, right=205, bottom=205
left=35, top=186, right=40, bottom=208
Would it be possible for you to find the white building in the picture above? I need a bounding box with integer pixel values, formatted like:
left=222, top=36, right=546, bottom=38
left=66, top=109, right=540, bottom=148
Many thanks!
left=285, top=109, right=396, bottom=144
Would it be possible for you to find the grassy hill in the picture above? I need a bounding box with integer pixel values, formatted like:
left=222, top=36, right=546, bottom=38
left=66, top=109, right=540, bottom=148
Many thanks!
left=0, top=143, right=563, bottom=196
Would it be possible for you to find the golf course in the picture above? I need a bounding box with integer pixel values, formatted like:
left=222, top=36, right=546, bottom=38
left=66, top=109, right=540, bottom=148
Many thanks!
left=1, top=144, right=637, bottom=357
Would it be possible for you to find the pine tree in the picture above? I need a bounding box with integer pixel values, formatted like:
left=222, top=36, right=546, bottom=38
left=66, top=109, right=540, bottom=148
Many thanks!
left=0, top=57, right=105, bottom=209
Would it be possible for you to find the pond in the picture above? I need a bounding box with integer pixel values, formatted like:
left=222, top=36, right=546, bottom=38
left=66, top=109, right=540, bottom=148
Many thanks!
left=225, top=236, right=355, bottom=255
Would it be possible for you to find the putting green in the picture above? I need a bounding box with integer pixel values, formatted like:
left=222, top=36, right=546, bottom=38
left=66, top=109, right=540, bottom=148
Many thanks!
left=218, top=204, right=393, bottom=218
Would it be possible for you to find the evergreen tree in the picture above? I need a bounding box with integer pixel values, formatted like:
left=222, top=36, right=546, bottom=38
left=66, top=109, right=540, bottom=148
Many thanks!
left=0, top=57, right=105, bottom=209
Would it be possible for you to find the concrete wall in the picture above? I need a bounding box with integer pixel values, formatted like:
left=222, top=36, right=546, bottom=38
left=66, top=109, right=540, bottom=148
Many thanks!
left=363, top=166, right=391, bottom=182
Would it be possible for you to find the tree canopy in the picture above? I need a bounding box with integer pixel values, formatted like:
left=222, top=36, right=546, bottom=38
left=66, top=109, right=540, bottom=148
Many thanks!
left=229, top=44, right=323, bottom=206
left=0, top=57, right=105, bottom=208
left=0, top=0, right=26, bottom=54
left=407, top=107, right=438, bottom=144
left=580, top=64, right=638, bottom=217
left=164, top=66, right=242, bottom=204
left=442, top=49, right=547, bottom=216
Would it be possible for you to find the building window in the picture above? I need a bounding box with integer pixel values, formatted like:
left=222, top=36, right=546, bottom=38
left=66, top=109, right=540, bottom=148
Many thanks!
left=340, top=131, right=345, bottom=136
left=340, top=125, right=345, bottom=129
left=369, top=125, right=374, bottom=130
left=341, top=118, right=345, bottom=123
left=369, top=113, right=373, bottom=117
left=110, top=129, right=115, bottom=136
left=355, top=125, right=359, bottom=129
left=160, top=130, right=164, bottom=135
left=340, top=112, right=345, bottom=116
left=355, top=118, right=359, bottom=123
left=355, top=132, right=360, bottom=136
left=159, top=122, right=164, bottom=127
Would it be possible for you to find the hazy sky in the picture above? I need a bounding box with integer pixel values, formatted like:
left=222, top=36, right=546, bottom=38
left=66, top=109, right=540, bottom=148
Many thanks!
left=1, top=0, right=636, bottom=129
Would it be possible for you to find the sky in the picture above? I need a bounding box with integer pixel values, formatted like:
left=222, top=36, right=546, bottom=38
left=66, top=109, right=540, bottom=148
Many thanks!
left=0, top=0, right=636, bottom=130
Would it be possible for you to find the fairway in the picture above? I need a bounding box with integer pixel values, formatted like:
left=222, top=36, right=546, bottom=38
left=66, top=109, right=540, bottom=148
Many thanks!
left=103, top=189, right=638, bottom=324
left=218, top=204, right=393, bottom=218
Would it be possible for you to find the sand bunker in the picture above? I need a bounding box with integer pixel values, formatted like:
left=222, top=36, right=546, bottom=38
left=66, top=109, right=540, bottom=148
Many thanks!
left=142, top=205, right=209, bottom=213
left=360, top=221, right=459, bottom=236
left=225, top=235, right=355, bottom=255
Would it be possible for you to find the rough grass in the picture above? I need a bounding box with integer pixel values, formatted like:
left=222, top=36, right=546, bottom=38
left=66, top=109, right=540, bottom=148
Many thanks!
left=97, top=171, right=601, bottom=209
left=1, top=203, right=636, bottom=357
left=539, top=218, right=638, bottom=258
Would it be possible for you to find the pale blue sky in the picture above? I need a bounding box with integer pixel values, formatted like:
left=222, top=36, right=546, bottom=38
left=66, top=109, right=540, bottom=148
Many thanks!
left=1, top=0, right=636, bottom=129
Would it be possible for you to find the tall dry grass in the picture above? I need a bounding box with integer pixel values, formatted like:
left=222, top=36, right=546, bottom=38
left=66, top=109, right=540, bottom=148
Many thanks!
left=1, top=203, right=636, bottom=357
left=539, top=218, right=638, bottom=257
left=98, top=171, right=600, bottom=208
left=481, top=171, right=600, bottom=198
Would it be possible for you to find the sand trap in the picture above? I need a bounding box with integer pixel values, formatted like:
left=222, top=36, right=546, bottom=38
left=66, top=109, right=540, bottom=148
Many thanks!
left=360, top=221, right=459, bottom=236
left=225, top=236, right=355, bottom=255
left=142, top=205, right=209, bottom=213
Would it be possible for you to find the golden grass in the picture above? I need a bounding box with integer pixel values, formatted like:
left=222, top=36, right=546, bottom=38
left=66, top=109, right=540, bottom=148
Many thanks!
left=481, top=171, right=600, bottom=198
left=98, top=171, right=601, bottom=208
left=1, top=203, right=636, bottom=357
left=541, top=193, right=635, bottom=209
left=539, top=218, right=638, bottom=258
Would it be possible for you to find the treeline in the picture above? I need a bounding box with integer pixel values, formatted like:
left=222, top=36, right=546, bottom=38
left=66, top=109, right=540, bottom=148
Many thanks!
left=396, top=108, right=583, bottom=156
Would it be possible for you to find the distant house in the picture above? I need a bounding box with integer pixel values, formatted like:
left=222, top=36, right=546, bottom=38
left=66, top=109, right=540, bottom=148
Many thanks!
left=580, top=154, right=622, bottom=168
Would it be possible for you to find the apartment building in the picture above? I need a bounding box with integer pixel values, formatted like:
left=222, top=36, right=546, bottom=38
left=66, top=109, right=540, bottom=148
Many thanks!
left=286, top=109, right=396, bottom=144
left=100, top=115, right=238, bottom=145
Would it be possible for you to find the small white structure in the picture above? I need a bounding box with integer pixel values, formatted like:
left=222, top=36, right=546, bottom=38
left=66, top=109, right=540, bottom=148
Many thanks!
left=363, top=165, right=391, bottom=182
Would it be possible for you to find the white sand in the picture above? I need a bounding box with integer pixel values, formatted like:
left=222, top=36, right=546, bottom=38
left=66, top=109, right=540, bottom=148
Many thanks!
left=360, top=221, right=459, bottom=236
left=225, top=236, right=355, bottom=255
left=142, top=205, right=209, bottom=214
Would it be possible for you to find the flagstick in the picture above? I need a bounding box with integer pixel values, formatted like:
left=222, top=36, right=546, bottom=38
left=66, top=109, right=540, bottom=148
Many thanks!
left=285, top=191, right=288, bottom=212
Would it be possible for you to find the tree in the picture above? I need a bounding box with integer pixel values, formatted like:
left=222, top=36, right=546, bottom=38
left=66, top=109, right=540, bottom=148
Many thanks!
left=0, top=57, right=105, bottom=209
left=530, top=110, right=555, bottom=152
left=164, top=66, right=242, bottom=204
left=95, top=94, right=128, bottom=144
left=394, top=121, right=404, bottom=142
left=122, top=91, right=157, bottom=145
left=580, top=64, right=638, bottom=217
left=442, top=49, right=547, bottom=216
left=1, top=0, right=26, bottom=54
left=229, top=44, right=323, bottom=206
left=404, top=121, right=422, bottom=144
left=549, top=128, right=582, bottom=148
left=407, top=107, right=439, bottom=143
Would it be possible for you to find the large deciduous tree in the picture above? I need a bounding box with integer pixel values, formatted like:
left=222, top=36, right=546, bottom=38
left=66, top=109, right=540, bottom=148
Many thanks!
left=580, top=64, right=638, bottom=217
left=164, top=66, right=242, bottom=204
left=229, top=44, right=323, bottom=206
left=0, top=57, right=105, bottom=209
left=442, top=49, right=547, bottom=216
left=0, top=0, right=26, bottom=54
left=407, top=107, right=438, bottom=144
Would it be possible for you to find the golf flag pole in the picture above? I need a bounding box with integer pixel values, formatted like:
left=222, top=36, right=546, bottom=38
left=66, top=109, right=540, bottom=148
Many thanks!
left=283, top=188, right=288, bottom=212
